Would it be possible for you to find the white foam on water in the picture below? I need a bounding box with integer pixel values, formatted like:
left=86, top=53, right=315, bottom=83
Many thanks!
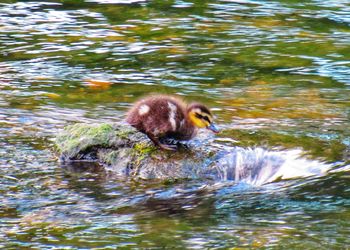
left=212, top=147, right=333, bottom=186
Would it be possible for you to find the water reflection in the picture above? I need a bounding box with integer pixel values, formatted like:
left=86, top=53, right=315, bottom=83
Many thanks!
left=0, top=0, right=349, bottom=248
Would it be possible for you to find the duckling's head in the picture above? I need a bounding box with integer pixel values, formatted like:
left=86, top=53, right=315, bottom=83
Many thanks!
left=187, top=103, right=220, bottom=133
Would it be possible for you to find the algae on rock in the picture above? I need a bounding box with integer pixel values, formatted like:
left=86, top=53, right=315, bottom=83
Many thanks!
left=56, top=123, right=116, bottom=159
left=55, top=123, right=331, bottom=184
left=55, top=123, right=212, bottom=179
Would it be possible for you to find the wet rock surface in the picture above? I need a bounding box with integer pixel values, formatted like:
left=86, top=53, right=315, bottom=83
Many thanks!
left=56, top=123, right=332, bottom=184
left=56, top=123, right=218, bottom=180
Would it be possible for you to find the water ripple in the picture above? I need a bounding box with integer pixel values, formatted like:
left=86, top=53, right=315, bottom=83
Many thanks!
left=0, top=0, right=349, bottom=248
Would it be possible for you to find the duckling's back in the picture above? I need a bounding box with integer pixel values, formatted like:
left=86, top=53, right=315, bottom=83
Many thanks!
left=126, top=95, right=195, bottom=140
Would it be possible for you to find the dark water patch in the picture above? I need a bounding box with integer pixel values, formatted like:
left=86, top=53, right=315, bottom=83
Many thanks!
left=0, top=0, right=349, bottom=248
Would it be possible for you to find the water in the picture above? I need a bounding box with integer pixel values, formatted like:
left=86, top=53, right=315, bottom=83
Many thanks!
left=0, top=0, right=349, bottom=248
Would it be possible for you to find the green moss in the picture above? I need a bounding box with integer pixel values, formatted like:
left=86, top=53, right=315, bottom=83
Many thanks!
left=132, top=141, right=156, bottom=164
left=72, top=123, right=113, bottom=138
left=134, top=141, right=156, bottom=155
left=99, top=150, right=120, bottom=165
left=55, top=123, right=115, bottom=157
left=129, top=142, right=157, bottom=176
left=115, top=127, right=135, bottom=139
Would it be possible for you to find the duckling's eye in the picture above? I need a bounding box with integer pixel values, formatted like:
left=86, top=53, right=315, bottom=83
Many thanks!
left=195, top=113, right=211, bottom=123
left=203, top=116, right=211, bottom=123
left=195, top=113, right=203, bottom=119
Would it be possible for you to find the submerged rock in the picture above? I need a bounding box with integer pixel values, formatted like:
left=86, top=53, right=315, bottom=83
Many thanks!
left=56, top=123, right=332, bottom=185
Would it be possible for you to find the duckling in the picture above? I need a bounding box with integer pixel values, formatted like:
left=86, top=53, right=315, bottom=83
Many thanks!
left=126, top=94, right=219, bottom=150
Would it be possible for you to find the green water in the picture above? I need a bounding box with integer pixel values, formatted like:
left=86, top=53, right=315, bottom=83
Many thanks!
left=0, top=0, right=349, bottom=249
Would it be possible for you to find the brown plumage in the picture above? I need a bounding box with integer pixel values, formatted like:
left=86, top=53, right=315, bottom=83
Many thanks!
left=126, top=94, right=219, bottom=150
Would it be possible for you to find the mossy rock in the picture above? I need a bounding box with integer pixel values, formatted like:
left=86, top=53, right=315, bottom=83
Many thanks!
left=55, top=123, right=331, bottom=183
left=56, top=123, right=116, bottom=159
left=55, top=122, right=215, bottom=179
